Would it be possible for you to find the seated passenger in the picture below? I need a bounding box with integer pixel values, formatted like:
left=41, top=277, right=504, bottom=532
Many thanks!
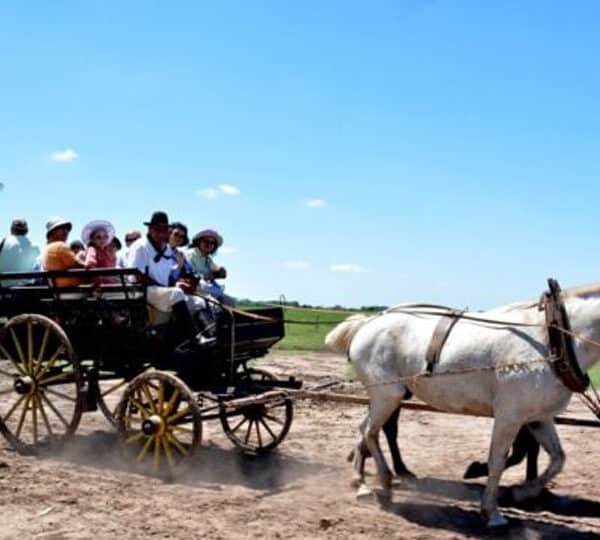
left=129, top=211, right=211, bottom=344
left=122, top=229, right=142, bottom=267
left=42, top=217, right=85, bottom=287
left=69, top=240, right=85, bottom=261
left=0, top=218, right=40, bottom=287
left=167, top=221, right=195, bottom=291
left=185, top=229, right=235, bottom=306
left=82, top=220, right=118, bottom=283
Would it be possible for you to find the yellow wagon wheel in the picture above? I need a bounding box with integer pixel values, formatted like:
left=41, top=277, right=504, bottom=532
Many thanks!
left=219, top=368, right=293, bottom=454
left=116, top=371, right=202, bottom=476
left=0, top=314, right=82, bottom=451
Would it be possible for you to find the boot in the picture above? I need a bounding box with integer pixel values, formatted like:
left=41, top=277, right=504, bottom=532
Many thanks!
left=171, top=300, right=198, bottom=341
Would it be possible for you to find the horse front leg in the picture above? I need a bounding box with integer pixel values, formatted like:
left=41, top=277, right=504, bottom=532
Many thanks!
left=512, top=419, right=564, bottom=502
left=482, top=419, right=521, bottom=527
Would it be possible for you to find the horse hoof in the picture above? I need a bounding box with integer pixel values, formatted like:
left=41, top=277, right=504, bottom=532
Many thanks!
left=375, top=487, right=391, bottom=502
left=487, top=511, right=509, bottom=528
left=356, top=484, right=374, bottom=499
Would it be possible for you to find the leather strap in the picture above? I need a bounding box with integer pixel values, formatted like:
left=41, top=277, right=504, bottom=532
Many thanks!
left=425, top=310, right=464, bottom=374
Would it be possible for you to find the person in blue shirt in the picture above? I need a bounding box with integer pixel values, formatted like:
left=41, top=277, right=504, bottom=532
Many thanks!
left=0, top=218, right=40, bottom=287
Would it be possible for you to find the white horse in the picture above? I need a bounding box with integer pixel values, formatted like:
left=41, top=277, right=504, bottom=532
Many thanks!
left=325, top=285, right=600, bottom=527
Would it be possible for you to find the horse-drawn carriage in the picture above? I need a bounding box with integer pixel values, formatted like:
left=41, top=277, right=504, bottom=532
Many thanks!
left=0, top=268, right=301, bottom=474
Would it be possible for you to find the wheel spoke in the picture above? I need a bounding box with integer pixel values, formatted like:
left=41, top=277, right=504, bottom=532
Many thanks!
left=128, top=396, right=151, bottom=419
left=229, top=417, right=248, bottom=435
left=0, top=387, right=16, bottom=396
left=0, top=343, right=25, bottom=376
left=141, top=383, right=157, bottom=414
left=31, top=392, right=38, bottom=444
left=263, top=413, right=284, bottom=425
left=167, top=406, right=191, bottom=424
left=40, top=391, right=69, bottom=427
left=9, top=328, right=26, bottom=367
left=244, top=419, right=253, bottom=445
left=126, top=431, right=145, bottom=445
left=259, top=417, right=277, bottom=441
left=137, top=435, right=154, bottom=462
left=163, top=388, right=180, bottom=416
left=162, top=437, right=175, bottom=467
left=101, top=379, right=126, bottom=397
left=3, top=393, right=27, bottom=423
left=166, top=432, right=188, bottom=456
left=15, top=394, right=31, bottom=440
left=0, top=366, right=18, bottom=377
left=170, top=424, right=194, bottom=434
left=27, top=321, right=34, bottom=374
left=255, top=419, right=263, bottom=448
left=36, top=346, right=65, bottom=380
left=153, top=437, right=161, bottom=473
left=157, top=381, right=165, bottom=414
left=36, top=325, right=51, bottom=368
left=44, top=387, right=77, bottom=402
left=36, top=394, right=53, bottom=437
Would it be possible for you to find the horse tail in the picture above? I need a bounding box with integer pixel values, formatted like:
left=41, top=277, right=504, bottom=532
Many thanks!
left=325, top=314, right=372, bottom=355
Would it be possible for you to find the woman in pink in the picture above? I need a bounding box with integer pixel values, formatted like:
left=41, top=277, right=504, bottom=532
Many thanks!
left=81, top=220, right=118, bottom=283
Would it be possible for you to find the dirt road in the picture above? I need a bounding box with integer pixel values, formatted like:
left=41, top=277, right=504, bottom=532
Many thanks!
left=0, top=353, right=599, bottom=539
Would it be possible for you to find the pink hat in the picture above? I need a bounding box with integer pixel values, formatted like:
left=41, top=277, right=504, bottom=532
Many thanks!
left=81, top=220, right=115, bottom=245
left=192, top=229, right=223, bottom=248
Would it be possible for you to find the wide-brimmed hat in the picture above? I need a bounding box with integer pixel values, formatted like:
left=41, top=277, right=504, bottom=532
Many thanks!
left=192, top=229, right=223, bottom=248
left=81, top=220, right=116, bottom=245
left=144, top=211, right=170, bottom=228
left=46, top=217, right=72, bottom=237
left=169, top=221, right=189, bottom=245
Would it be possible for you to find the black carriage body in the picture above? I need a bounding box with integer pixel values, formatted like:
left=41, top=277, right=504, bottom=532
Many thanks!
left=0, top=268, right=287, bottom=390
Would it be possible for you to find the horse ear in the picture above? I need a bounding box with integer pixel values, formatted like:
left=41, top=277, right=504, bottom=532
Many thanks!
left=548, top=278, right=561, bottom=296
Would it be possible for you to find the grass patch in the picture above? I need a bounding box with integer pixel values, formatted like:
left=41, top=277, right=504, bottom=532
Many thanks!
left=274, top=307, right=357, bottom=351
left=590, top=364, right=600, bottom=387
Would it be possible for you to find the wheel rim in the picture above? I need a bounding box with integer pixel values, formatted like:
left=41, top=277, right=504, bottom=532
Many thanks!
left=97, top=376, right=127, bottom=427
left=220, top=367, right=293, bottom=453
left=116, top=372, right=202, bottom=475
left=0, top=314, right=82, bottom=450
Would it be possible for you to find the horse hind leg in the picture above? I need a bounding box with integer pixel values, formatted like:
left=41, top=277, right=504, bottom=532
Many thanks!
left=512, top=419, right=564, bottom=502
left=382, top=405, right=415, bottom=478
left=350, top=412, right=371, bottom=494
left=362, top=386, right=406, bottom=500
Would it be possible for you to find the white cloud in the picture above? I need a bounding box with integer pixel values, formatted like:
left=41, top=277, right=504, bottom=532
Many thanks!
left=196, top=187, right=220, bottom=199
left=197, top=183, right=241, bottom=200
left=220, top=246, right=238, bottom=255
left=49, top=148, right=78, bottom=163
left=329, top=264, right=367, bottom=273
left=219, top=184, right=240, bottom=196
left=306, top=199, right=327, bottom=208
left=284, top=260, right=310, bottom=270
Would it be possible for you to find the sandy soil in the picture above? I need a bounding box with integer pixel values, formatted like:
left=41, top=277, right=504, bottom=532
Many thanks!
left=0, top=352, right=599, bottom=539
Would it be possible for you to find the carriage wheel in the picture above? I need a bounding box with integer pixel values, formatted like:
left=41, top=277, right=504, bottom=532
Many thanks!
left=219, top=368, right=293, bottom=454
left=0, top=314, right=82, bottom=451
left=97, top=376, right=128, bottom=427
left=116, top=371, right=202, bottom=476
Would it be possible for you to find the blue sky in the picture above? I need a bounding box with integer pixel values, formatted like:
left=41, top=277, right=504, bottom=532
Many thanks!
left=1, top=1, right=599, bottom=308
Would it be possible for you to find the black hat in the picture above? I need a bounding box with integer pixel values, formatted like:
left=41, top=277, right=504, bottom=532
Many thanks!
left=11, top=218, right=28, bottom=235
left=144, top=211, right=170, bottom=227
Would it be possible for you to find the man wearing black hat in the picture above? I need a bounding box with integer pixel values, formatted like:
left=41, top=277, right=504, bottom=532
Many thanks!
left=0, top=218, right=40, bottom=286
left=129, top=211, right=209, bottom=345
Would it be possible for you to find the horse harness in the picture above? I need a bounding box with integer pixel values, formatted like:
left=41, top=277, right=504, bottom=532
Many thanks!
left=423, top=278, right=590, bottom=393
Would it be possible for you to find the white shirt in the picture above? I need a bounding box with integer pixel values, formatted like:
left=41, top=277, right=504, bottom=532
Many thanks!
left=129, top=237, right=176, bottom=286
left=0, top=234, right=40, bottom=286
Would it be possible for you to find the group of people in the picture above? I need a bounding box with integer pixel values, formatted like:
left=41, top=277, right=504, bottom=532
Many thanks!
left=0, top=211, right=234, bottom=347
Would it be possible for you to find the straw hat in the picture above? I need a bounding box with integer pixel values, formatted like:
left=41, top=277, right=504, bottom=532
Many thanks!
left=46, top=217, right=72, bottom=237
left=192, top=229, right=223, bottom=248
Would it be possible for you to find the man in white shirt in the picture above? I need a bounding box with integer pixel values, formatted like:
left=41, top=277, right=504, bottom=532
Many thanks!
left=0, top=219, right=40, bottom=287
left=129, top=211, right=209, bottom=344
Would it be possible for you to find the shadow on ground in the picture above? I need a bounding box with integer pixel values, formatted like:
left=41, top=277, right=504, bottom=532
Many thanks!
left=381, top=476, right=600, bottom=539
left=34, top=429, right=329, bottom=491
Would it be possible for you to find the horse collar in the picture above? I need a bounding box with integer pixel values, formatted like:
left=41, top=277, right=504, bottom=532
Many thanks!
left=541, top=278, right=590, bottom=393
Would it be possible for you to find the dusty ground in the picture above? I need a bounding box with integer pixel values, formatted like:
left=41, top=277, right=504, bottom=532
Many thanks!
left=0, top=352, right=599, bottom=539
